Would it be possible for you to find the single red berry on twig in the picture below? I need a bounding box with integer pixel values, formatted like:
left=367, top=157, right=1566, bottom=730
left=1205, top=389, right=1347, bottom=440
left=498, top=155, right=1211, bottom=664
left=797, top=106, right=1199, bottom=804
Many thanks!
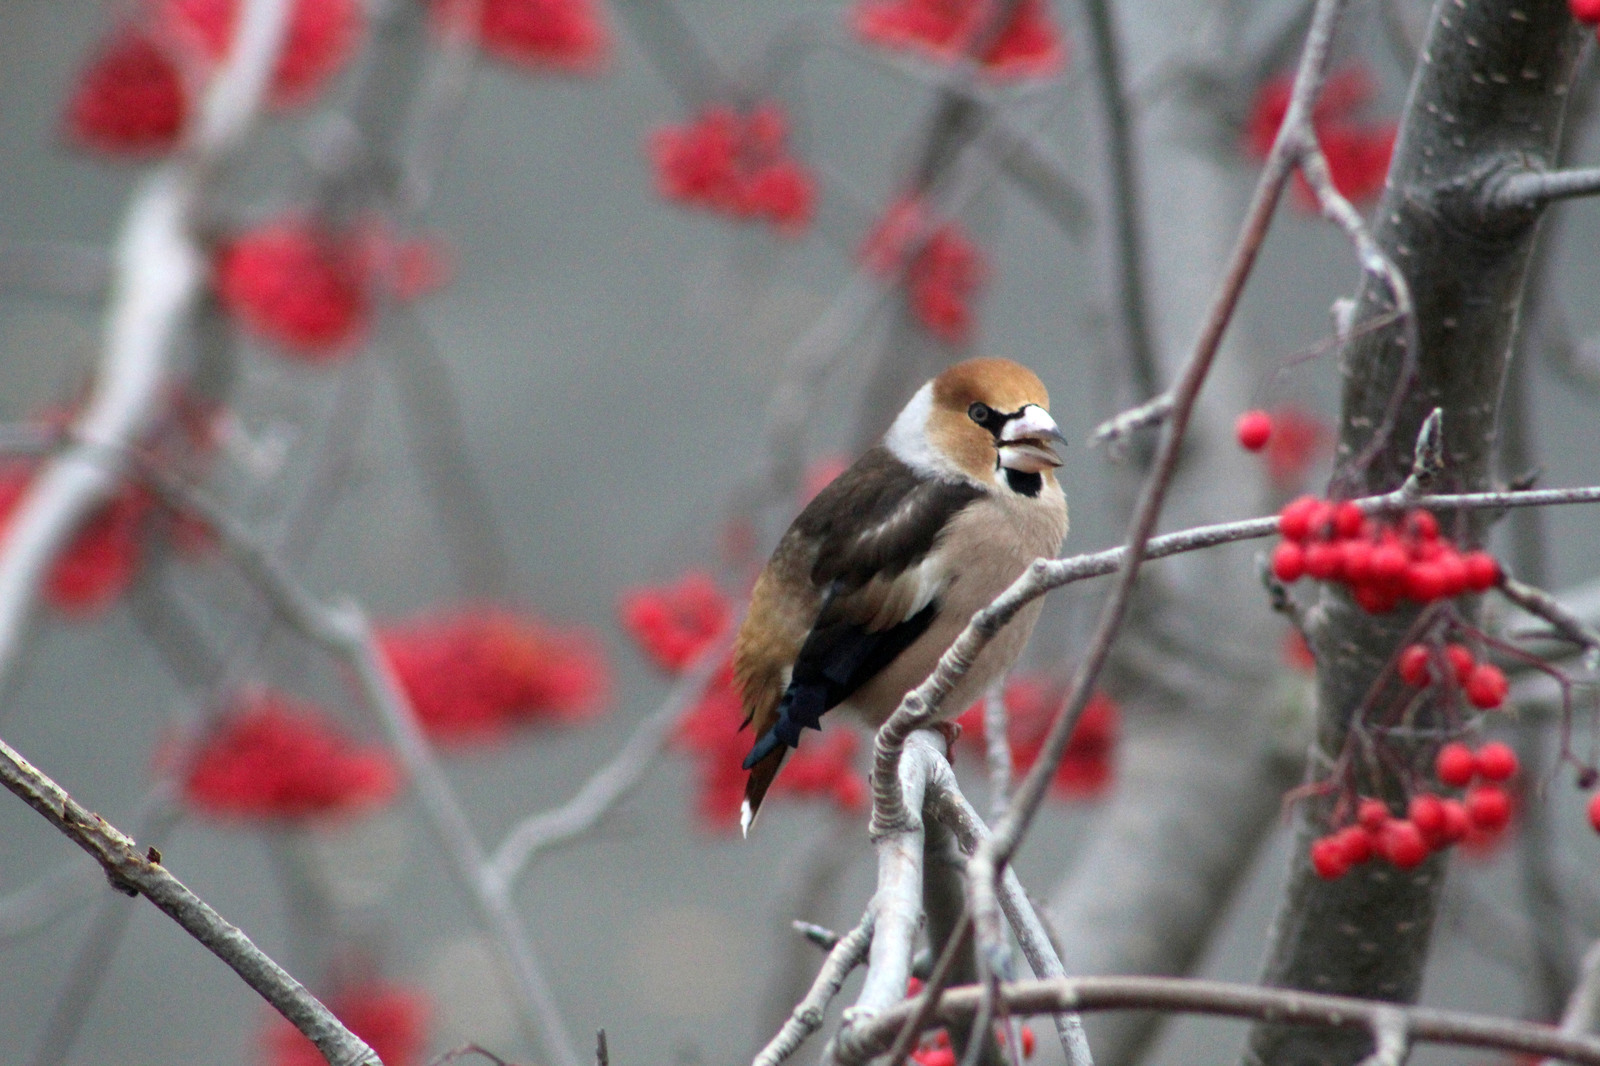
left=1397, top=644, right=1430, bottom=686
left=1235, top=410, right=1272, bottom=451
left=1465, top=784, right=1512, bottom=832
left=1465, top=664, right=1508, bottom=710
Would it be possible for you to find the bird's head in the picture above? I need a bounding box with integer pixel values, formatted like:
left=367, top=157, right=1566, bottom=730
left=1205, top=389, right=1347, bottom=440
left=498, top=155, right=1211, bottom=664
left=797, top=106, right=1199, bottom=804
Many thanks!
left=885, top=358, right=1067, bottom=491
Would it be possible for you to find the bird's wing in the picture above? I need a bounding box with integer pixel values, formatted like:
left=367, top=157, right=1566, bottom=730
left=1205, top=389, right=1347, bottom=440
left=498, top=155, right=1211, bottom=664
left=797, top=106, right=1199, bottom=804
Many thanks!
left=736, top=448, right=983, bottom=828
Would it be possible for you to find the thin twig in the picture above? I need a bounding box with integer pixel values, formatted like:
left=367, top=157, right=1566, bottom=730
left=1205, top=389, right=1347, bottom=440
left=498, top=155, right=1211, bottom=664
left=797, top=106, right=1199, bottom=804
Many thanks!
left=1498, top=576, right=1600, bottom=654
left=484, top=637, right=731, bottom=891
left=753, top=913, right=875, bottom=1066
left=832, top=975, right=1600, bottom=1065
left=0, top=733, right=380, bottom=1066
left=1491, top=166, right=1600, bottom=210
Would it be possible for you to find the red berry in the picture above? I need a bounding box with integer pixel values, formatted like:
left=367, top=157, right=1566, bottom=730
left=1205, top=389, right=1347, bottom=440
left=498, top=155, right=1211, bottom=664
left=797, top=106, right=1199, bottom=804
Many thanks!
left=1397, top=644, right=1431, bottom=686
left=1333, top=501, right=1366, bottom=539
left=1474, top=741, right=1518, bottom=782
left=1408, top=793, right=1446, bottom=838
left=1436, top=742, right=1476, bottom=787
left=1445, top=644, right=1475, bottom=684
left=1439, top=798, right=1471, bottom=844
left=1305, top=542, right=1343, bottom=580
left=1278, top=496, right=1321, bottom=541
left=1434, top=551, right=1469, bottom=598
left=1588, top=792, right=1600, bottom=834
left=1357, top=798, right=1390, bottom=831
left=1462, top=551, right=1500, bottom=592
left=1236, top=410, right=1273, bottom=451
left=65, top=28, right=188, bottom=157
left=1404, top=562, right=1449, bottom=602
left=1573, top=0, right=1600, bottom=23
left=1371, top=542, right=1409, bottom=582
left=1408, top=510, right=1440, bottom=540
left=1465, top=784, right=1512, bottom=832
left=1310, top=836, right=1351, bottom=879
left=1341, top=539, right=1375, bottom=583
left=1272, top=542, right=1306, bottom=583
left=1465, top=664, right=1508, bottom=710
left=1333, top=824, right=1373, bottom=864
left=1021, top=1027, right=1036, bottom=1059
left=1381, top=821, right=1430, bottom=868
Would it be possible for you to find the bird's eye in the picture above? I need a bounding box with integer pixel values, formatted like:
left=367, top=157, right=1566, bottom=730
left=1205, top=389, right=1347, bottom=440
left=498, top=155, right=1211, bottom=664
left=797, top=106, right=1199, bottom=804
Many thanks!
left=968, top=402, right=992, bottom=425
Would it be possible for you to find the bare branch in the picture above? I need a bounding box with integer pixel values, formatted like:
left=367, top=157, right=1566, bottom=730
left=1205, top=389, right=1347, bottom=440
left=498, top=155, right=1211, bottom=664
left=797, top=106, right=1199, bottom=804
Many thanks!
left=1490, top=166, right=1600, bottom=210
left=1497, top=576, right=1600, bottom=654
left=485, top=638, right=731, bottom=890
left=754, top=913, right=875, bottom=1066
left=981, top=680, right=1012, bottom=821
left=1563, top=940, right=1600, bottom=1038
left=834, top=976, right=1600, bottom=1066
left=0, top=733, right=380, bottom=1066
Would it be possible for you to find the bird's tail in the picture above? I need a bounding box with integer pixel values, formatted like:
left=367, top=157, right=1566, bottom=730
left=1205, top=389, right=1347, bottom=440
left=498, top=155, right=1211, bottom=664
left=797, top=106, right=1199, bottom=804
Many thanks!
left=741, top=746, right=788, bottom=837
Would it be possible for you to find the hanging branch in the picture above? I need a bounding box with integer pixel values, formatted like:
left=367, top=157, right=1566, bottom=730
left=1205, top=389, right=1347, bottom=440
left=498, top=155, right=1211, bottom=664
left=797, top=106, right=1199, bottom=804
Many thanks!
left=0, top=734, right=380, bottom=1066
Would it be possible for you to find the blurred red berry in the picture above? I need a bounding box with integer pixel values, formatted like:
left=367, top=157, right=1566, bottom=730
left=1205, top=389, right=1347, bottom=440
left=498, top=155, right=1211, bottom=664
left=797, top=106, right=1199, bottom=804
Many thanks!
left=1310, top=835, right=1349, bottom=879
left=264, top=982, right=428, bottom=1066
left=1465, top=784, right=1512, bottom=832
left=1573, top=0, right=1600, bottom=23
left=1332, top=824, right=1372, bottom=865
left=619, top=571, right=731, bottom=673
left=0, top=468, right=152, bottom=617
left=1397, top=645, right=1430, bottom=686
left=1333, top=501, right=1366, bottom=539
left=1408, top=509, right=1440, bottom=541
left=954, top=677, right=1117, bottom=800
left=1235, top=409, right=1272, bottom=451
left=65, top=27, right=190, bottom=156
left=650, top=104, right=816, bottom=236
left=159, top=0, right=363, bottom=109
left=851, top=0, right=1065, bottom=80
left=1445, top=644, right=1475, bottom=685
left=1357, top=798, right=1389, bottom=831
left=1435, top=742, right=1476, bottom=788
left=433, top=0, right=611, bottom=73
left=182, top=693, right=400, bottom=821
left=1380, top=820, right=1429, bottom=869
left=1408, top=793, right=1446, bottom=839
left=378, top=607, right=610, bottom=744
left=1282, top=630, right=1315, bottom=673
left=1262, top=406, right=1330, bottom=488
left=1438, top=798, right=1471, bottom=844
left=1589, top=791, right=1600, bottom=833
left=1271, top=542, right=1306, bottom=583
left=1461, top=551, right=1501, bottom=592
left=1277, top=496, right=1322, bottom=541
left=1474, top=741, right=1518, bottom=782
left=862, top=198, right=988, bottom=344
left=1242, top=66, right=1394, bottom=210
left=1465, top=664, right=1508, bottom=710
left=215, top=216, right=370, bottom=358
left=911, top=1048, right=958, bottom=1066
left=801, top=455, right=850, bottom=505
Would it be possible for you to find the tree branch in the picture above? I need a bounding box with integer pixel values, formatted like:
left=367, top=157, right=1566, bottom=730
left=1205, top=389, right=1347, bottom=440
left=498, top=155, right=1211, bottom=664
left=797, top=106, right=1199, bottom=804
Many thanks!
left=753, top=913, right=875, bottom=1066
left=1490, top=166, right=1600, bottom=210
left=0, top=734, right=380, bottom=1066
left=834, top=976, right=1600, bottom=1066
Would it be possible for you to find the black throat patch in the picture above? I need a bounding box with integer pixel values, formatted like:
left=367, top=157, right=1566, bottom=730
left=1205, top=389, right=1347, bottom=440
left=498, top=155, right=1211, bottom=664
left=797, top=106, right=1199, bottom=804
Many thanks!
left=1004, top=468, right=1043, bottom=497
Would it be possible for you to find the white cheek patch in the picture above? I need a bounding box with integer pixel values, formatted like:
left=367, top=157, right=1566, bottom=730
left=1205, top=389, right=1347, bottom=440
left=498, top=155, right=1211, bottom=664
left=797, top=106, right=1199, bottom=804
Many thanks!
left=884, top=383, right=963, bottom=480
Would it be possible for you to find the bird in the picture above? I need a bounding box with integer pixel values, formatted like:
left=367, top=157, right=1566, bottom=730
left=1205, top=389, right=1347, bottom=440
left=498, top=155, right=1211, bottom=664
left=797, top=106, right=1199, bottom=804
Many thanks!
left=733, top=357, right=1069, bottom=835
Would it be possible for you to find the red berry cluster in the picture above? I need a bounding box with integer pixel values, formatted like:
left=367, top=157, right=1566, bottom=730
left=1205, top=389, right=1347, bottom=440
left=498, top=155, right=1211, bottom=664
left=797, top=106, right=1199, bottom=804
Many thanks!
left=182, top=694, right=401, bottom=822
left=905, top=980, right=1036, bottom=1066
left=431, top=0, right=611, bottom=75
left=1271, top=496, right=1501, bottom=613
left=1310, top=742, right=1517, bottom=880
left=861, top=197, right=988, bottom=345
left=1242, top=66, right=1396, bottom=211
left=851, top=0, right=1065, bottom=80
left=378, top=607, right=611, bottom=745
left=65, top=0, right=362, bottom=156
left=1397, top=642, right=1508, bottom=709
left=954, top=677, right=1118, bottom=800
left=264, top=982, right=429, bottom=1066
left=619, top=571, right=731, bottom=673
left=649, top=105, right=816, bottom=236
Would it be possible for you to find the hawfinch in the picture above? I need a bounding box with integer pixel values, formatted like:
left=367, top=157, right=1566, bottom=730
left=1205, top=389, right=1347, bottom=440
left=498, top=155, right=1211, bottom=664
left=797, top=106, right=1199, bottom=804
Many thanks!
left=734, top=357, right=1069, bottom=834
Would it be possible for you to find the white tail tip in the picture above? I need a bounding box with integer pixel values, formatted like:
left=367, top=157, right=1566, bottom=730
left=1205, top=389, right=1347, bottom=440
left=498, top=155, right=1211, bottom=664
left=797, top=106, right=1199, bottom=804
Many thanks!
left=740, top=799, right=755, bottom=838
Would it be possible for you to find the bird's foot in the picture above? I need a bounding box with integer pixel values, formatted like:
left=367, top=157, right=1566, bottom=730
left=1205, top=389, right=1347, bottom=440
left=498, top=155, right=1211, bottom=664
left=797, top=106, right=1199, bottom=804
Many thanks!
left=932, top=720, right=963, bottom=759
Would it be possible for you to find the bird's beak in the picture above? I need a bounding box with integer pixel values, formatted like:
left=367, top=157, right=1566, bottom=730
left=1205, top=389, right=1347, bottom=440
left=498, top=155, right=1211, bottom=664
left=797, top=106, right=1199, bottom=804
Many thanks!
left=998, top=405, right=1067, bottom=472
